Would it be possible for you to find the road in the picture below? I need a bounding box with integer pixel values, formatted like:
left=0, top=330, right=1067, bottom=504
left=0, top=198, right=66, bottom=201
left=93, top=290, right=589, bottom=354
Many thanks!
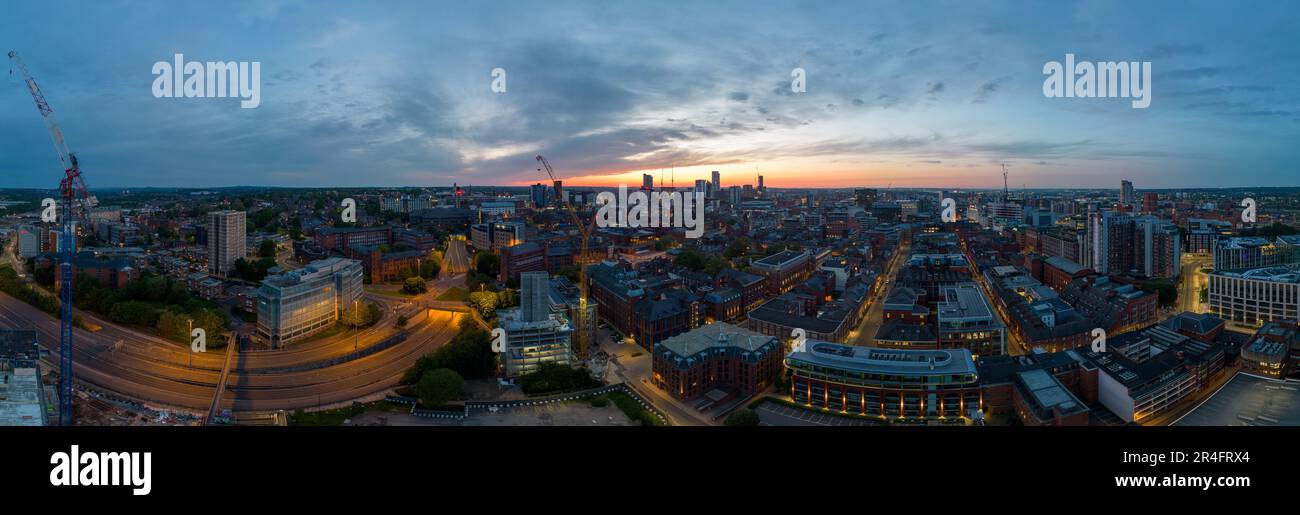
left=1178, top=253, right=1212, bottom=315
left=595, top=326, right=708, bottom=426
left=0, top=271, right=469, bottom=414
left=847, top=238, right=910, bottom=346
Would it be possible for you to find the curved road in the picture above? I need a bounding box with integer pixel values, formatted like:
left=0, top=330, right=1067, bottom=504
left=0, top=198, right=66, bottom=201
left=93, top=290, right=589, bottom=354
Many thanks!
left=0, top=273, right=467, bottom=413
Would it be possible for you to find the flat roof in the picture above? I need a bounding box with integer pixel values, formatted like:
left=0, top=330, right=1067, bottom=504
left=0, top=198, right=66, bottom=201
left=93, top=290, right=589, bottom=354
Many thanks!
left=1018, top=368, right=1085, bottom=416
left=656, top=322, right=776, bottom=358
left=787, top=341, right=976, bottom=376
left=753, top=249, right=808, bottom=268
left=0, top=367, right=46, bottom=426
left=1043, top=256, right=1086, bottom=275
left=936, top=283, right=997, bottom=322
left=1175, top=373, right=1300, bottom=426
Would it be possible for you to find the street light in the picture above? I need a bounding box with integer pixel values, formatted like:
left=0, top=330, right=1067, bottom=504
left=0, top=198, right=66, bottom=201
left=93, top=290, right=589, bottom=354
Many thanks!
left=187, top=318, right=194, bottom=368
left=353, top=299, right=360, bottom=352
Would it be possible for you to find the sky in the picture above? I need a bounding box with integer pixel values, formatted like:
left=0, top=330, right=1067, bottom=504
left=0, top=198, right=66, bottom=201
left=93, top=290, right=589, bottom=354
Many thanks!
left=1, top=0, right=1297, bottom=190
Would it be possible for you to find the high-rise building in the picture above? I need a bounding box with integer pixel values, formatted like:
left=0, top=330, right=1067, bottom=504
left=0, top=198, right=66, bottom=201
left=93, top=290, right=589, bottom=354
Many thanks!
left=256, top=257, right=363, bottom=347
left=1084, top=211, right=1180, bottom=278
left=642, top=173, right=654, bottom=191
left=757, top=175, right=765, bottom=191
left=694, top=179, right=709, bottom=199
left=854, top=188, right=878, bottom=209
left=207, top=210, right=247, bottom=277
left=1120, top=180, right=1135, bottom=206
left=530, top=183, right=548, bottom=208
left=16, top=225, right=39, bottom=259
left=1135, top=216, right=1181, bottom=279
left=552, top=180, right=564, bottom=204
left=1141, top=192, right=1158, bottom=213
left=711, top=170, right=721, bottom=195
left=497, top=272, right=573, bottom=378
left=520, top=271, right=551, bottom=322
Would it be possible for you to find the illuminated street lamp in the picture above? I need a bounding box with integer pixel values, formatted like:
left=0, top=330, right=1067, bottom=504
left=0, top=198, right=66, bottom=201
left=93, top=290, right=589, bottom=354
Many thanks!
left=187, top=318, right=194, bottom=368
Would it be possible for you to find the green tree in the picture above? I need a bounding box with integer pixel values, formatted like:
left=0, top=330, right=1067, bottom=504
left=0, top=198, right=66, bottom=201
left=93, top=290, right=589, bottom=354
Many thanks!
left=473, top=251, right=500, bottom=277
left=419, top=259, right=441, bottom=280
left=724, top=237, right=751, bottom=259
left=417, top=368, right=464, bottom=408
left=397, top=265, right=415, bottom=282
left=401, top=319, right=497, bottom=382
left=468, top=291, right=498, bottom=318
left=258, top=239, right=277, bottom=258
left=724, top=409, right=761, bottom=426
left=403, top=276, right=428, bottom=294
left=675, top=249, right=706, bottom=271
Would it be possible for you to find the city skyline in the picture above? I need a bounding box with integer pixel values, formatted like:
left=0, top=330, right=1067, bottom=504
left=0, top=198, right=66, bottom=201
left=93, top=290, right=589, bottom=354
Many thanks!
left=3, top=1, right=1299, bottom=190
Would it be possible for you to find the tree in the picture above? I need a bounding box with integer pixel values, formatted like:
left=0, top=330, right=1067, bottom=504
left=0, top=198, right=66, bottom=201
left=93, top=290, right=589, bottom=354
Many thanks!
left=401, top=321, right=497, bottom=382
left=419, top=259, right=441, bottom=280
left=258, top=239, right=277, bottom=258
left=396, top=314, right=409, bottom=328
left=403, top=276, right=428, bottom=294
left=468, top=290, right=498, bottom=318
left=417, top=368, right=464, bottom=408
left=474, top=251, right=500, bottom=277
left=724, top=237, right=751, bottom=259
left=724, top=409, right=761, bottom=426
left=1139, top=279, right=1178, bottom=307
left=675, top=249, right=706, bottom=271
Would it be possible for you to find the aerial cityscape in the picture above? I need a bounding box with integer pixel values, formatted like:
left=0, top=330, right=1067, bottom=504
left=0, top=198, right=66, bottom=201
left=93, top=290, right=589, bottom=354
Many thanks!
left=0, top=1, right=1297, bottom=440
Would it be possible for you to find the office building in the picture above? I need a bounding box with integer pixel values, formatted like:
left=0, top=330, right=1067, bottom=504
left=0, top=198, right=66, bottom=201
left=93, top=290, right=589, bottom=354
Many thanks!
left=1213, top=236, right=1300, bottom=271
left=314, top=226, right=393, bottom=253
left=207, top=210, right=247, bottom=277
left=500, top=242, right=545, bottom=283
left=750, top=249, right=813, bottom=296
left=1141, top=192, right=1158, bottom=213
left=787, top=342, right=981, bottom=419
left=380, top=194, right=433, bottom=213
left=16, top=225, right=39, bottom=258
left=256, top=257, right=363, bottom=347
left=530, top=183, right=549, bottom=208
left=1120, top=180, right=1135, bottom=206
left=498, top=273, right=573, bottom=378
left=935, top=283, right=1007, bottom=357
left=652, top=322, right=782, bottom=401
left=978, top=349, right=1093, bottom=426
left=1186, top=218, right=1233, bottom=254
left=1208, top=267, right=1300, bottom=327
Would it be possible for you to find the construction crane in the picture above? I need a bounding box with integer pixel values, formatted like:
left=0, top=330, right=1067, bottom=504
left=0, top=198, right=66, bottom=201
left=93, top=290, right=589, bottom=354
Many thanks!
left=535, top=155, right=593, bottom=359
left=9, top=50, right=96, bottom=425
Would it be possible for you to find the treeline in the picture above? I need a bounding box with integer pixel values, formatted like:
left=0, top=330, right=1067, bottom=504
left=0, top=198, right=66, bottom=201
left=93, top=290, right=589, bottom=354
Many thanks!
left=402, top=316, right=496, bottom=383
left=73, top=274, right=229, bottom=343
left=0, top=265, right=61, bottom=316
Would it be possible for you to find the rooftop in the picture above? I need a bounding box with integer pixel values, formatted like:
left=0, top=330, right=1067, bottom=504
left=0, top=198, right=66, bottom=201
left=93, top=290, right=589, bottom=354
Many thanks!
left=787, top=341, right=977, bottom=377
left=656, top=322, right=777, bottom=359
left=752, top=249, right=809, bottom=268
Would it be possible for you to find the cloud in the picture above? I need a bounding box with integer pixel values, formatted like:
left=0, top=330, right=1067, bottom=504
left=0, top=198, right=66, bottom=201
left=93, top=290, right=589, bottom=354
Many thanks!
left=971, top=77, right=1008, bottom=103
